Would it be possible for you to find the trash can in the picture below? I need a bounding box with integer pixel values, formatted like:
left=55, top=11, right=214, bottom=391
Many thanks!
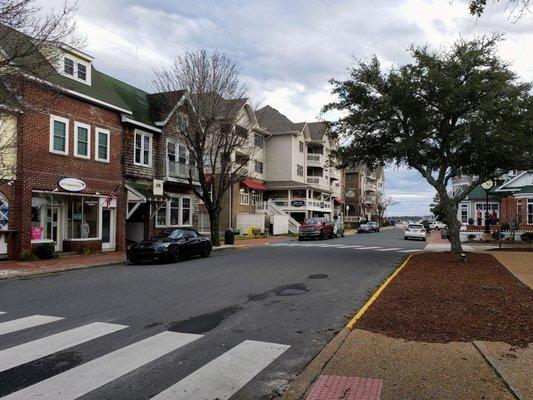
left=224, top=228, right=235, bottom=245
left=441, top=229, right=448, bottom=239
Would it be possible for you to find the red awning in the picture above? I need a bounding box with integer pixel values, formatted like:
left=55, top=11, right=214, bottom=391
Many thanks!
left=334, top=197, right=345, bottom=205
left=241, top=179, right=266, bottom=191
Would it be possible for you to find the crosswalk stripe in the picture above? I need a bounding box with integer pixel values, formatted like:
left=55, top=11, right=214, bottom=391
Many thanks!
left=0, top=322, right=128, bottom=372
left=375, top=248, right=402, bottom=251
left=0, top=312, right=5, bottom=315
left=1, top=331, right=202, bottom=400
left=353, top=246, right=381, bottom=250
left=398, top=249, right=420, bottom=253
left=0, top=315, right=64, bottom=336
left=151, top=340, right=289, bottom=400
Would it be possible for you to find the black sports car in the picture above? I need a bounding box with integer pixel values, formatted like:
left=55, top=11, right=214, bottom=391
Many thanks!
left=127, top=228, right=212, bottom=264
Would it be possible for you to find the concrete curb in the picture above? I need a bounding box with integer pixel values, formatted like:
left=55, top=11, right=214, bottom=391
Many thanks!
left=0, top=261, right=126, bottom=281
left=346, top=253, right=415, bottom=330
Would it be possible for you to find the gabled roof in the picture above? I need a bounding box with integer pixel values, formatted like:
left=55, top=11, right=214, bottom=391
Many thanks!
left=256, top=105, right=301, bottom=134
left=496, top=171, right=533, bottom=192
left=465, top=185, right=504, bottom=201
left=517, top=185, right=533, bottom=195
left=303, top=121, right=327, bottom=141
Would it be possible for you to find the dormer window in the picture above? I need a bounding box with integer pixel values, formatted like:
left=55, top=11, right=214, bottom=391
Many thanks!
left=59, top=50, right=92, bottom=85
left=64, top=58, right=74, bottom=75
left=77, top=64, right=87, bottom=81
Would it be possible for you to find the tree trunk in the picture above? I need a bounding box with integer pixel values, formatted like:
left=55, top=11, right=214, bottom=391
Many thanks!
left=208, top=208, right=221, bottom=246
left=440, top=194, right=463, bottom=254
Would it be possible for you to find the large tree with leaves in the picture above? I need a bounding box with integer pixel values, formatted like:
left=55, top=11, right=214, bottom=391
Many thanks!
left=325, top=35, right=532, bottom=253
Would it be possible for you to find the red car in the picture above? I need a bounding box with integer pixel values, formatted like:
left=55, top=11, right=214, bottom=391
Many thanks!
left=298, top=217, right=334, bottom=241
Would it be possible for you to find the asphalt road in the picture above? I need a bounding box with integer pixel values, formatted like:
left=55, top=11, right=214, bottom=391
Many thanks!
left=0, top=228, right=426, bottom=400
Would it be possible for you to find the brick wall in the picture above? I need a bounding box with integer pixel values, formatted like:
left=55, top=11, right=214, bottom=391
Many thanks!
left=12, top=83, right=126, bottom=258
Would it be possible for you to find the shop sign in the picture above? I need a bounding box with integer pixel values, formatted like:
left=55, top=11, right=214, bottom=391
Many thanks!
left=291, top=200, right=305, bottom=207
left=345, top=190, right=355, bottom=198
left=153, top=179, right=164, bottom=196
left=58, top=177, right=86, bottom=192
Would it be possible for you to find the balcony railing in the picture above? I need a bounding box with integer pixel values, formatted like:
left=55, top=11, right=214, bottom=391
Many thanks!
left=307, top=176, right=328, bottom=188
left=307, top=153, right=324, bottom=167
left=167, top=161, right=199, bottom=180
left=269, top=197, right=332, bottom=211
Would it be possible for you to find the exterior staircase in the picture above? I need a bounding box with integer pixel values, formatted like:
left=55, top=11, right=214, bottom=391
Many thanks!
left=256, top=199, right=301, bottom=234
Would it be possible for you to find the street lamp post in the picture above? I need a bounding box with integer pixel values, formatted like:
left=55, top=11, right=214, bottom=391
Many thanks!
left=481, top=179, right=495, bottom=236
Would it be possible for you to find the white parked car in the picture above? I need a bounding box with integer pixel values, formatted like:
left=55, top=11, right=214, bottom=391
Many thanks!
left=429, top=221, right=447, bottom=230
left=404, top=224, right=429, bottom=241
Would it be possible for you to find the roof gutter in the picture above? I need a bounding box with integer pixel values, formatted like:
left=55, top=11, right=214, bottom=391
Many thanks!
left=121, top=115, right=162, bottom=133
left=24, top=74, right=133, bottom=115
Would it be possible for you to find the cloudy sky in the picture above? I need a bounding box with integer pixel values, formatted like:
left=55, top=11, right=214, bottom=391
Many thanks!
left=43, top=0, right=532, bottom=215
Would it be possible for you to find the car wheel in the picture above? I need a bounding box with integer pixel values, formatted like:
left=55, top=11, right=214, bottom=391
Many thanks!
left=201, top=244, right=211, bottom=257
left=298, top=236, right=304, bottom=241
left=170, top=246, right=180, bottom=262
left=404, top=237, right=408, bottom=240
left=329, top=232, right=334, bottom=239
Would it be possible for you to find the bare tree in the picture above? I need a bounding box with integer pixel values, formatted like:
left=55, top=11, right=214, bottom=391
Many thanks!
left=153, top=50, right=257, bottom=246
left=374, top=194, right=398, bottom=227
left=0, top=0, right=79, bottom=180
left=469, top=0, right=530, bottom=19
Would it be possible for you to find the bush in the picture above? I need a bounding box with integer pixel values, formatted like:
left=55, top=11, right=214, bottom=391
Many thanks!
left=500, top=223, right=510, bottom=231
left=20, top=250, right=37, bottom=261
left=521, top=232, right=533, bottom=242
left=34, top=243, right=56, bottom=260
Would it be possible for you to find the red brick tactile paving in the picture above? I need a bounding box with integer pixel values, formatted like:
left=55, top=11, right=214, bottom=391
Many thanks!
left=306, top=375, right=382, bottom=400
left=0, top=251, right=126, bottom=279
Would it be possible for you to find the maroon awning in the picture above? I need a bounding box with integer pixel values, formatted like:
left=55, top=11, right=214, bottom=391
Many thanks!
left=241, top=179, right=266, bottom=191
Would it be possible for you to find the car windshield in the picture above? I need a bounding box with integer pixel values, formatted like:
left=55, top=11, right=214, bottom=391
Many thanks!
left=408, top=224, right=423, bottom=229
left=304, top=218, right=323, bottom=224
left=360, top=224, right=369, bottom=228
left=154, top=229, right=187, bottom=240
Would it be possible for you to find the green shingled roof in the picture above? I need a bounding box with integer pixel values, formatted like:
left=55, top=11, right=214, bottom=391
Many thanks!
left=465, top=185, right=503, bottom=200
left=0, top=24, right=186, bottom=129
left=518, top=185, right=533, bottom=195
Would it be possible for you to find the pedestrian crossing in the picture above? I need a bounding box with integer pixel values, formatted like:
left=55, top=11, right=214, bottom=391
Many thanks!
left=0, top=311, right=290, bottom=400
left=0, top=315, right=64, bottom=336
left=270, top=242, right=421, bottom=253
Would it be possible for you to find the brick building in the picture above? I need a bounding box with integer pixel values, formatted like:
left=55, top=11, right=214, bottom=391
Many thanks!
left=0, top=38, right=129, bottom=259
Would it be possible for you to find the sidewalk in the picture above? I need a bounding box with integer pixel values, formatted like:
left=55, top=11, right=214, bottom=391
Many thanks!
left=280, top=252, right=532, bottom=400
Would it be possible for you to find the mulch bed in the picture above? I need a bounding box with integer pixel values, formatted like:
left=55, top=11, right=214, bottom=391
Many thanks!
left=357, top=252, right=532, bottom=347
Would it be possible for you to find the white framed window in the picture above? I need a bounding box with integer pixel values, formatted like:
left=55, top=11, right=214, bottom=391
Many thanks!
left=254, top=160, right=264, bottom=174
left=95, top=128, right=110, bottom=162
left=528, top=199, right=533, bottom=225
left=299, top=141, right=304, bottom=153
left=77, top=63, right=87, bottom=81
left=63, top=57, right=74, bottom=75
left=134, top=130, right=152, bottom=167
left=74, top=122, right=90, bottom=159
left=49, top=115, right=69, bottom=155
left=155, top=196, right=193, bottom=227
left=254, top=133, right=264, bottom=148
left=297, top=164, right=304, bottom=177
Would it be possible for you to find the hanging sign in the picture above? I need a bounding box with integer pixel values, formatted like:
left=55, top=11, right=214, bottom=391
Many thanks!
left=58, top=177, right=86, bottom=192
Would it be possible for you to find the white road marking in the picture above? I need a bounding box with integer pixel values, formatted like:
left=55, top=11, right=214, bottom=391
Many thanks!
left=0, top=312, right=5, bottom=315
left=151, top=340, right=290, bottom=400
left=398, top=249, right=421, bottom=253
left=375, top=248, right=402, bottom=252
left=0, top=315, right=64, bottom=336
left=1, top=331, right=202, bottom=400
left=333, top=245, right=363, bottom=248
left=353, top=246, right=381, bottom=250
left=0, top=322, right=127, bottom=372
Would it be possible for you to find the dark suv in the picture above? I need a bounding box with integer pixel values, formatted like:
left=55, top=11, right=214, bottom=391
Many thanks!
left=298, top=217, right=334, bottom=241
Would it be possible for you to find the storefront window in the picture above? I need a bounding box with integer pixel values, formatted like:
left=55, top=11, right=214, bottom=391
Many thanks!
left=66, top=197, right=99, bottom=239
left=156, top=197, right=192, bottom=227
left=31, top=193, right=53, bottom=241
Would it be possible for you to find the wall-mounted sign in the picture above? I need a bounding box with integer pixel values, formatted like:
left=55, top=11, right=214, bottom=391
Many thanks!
left=153, top=179, right=164, bottom=196
left=58, top=177, right=86, bottom=192
left=291, top=200, right=305, bottom=208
